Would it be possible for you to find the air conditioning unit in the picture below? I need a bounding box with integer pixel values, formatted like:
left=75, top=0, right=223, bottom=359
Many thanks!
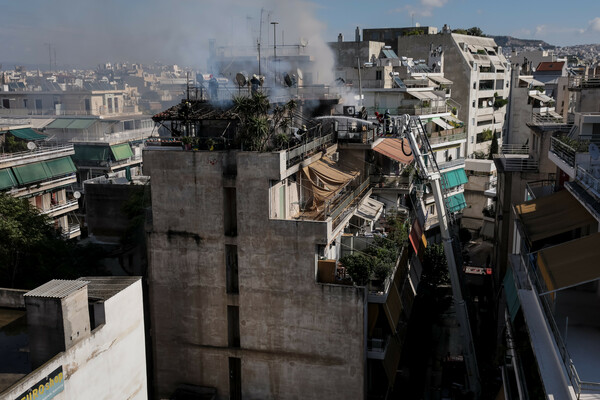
left=343, top=106, right=355, bottom=116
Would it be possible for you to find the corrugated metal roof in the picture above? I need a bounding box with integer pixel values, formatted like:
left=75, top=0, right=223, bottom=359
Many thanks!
left=78, top=277, right=140, bottom=300
left=24, top=280, right=89, bottom=299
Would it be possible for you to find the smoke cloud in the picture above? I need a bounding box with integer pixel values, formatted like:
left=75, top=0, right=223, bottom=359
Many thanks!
left=0, top=0, right=334, bottom=82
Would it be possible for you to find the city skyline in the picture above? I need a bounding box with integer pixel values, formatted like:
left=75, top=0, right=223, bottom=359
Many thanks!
left=0, top=0, right=598, bottom=68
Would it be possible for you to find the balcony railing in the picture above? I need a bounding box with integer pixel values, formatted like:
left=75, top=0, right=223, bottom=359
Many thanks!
left=0, top=144, right=74, bottom=167
left=576, top=165, right=600, bottom=200
left=329, top=178, right=370, bottom=229
left=428, top=128, right=466, bottom=145
left=525, top=180, right=557, bottom=200
left=494, top=155, right=538, bottom=172
left=501, top=144, right=529, bottom=155
left=285, top=133, right=335, bottom=168
left=370, top=174, right=413, bottom=191
left=549, top=136, right=586, bottom=168
left=569, top=75, right=600, bottom=89
left=438, top=157, right=466, bottom=170
left=42, top=199, right=79, bottom=217
left=519, top=252, right=600, bottom=397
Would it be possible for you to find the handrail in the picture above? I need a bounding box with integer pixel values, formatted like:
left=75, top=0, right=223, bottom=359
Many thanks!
left=428, top=129, right=467, bottom=145
left=329, top=178, right=370, bottom=227
left=0, top=144, right=74, bottom=163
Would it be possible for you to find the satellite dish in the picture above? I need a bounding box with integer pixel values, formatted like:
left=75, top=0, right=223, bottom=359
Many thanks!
left=590, top=143, right=600, bottom=161
left=235, top=72, right=248, bottom=87
left=532, top=67, right=536, bottom=72
left=27, top=142, right=37, bottom=150
left=296, top=68, right=303, bottom=81
left=283, top=73, right=295, bottom=87
left=300, top=37, right=308, bottom=47
left=73, top=191, right=81, bottom=199
left=488, top=100, right=493, bottom=106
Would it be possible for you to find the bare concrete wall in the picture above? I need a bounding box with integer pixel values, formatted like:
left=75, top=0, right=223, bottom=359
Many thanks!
left=0, top=279, right=147, bottom=400
left=145, top=149, right=366, bottom=400
left=0, top=289, right=26, bottom=308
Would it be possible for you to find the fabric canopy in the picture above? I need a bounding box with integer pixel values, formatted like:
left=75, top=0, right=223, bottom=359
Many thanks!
left=110, top=143, right=133, bottom=161
left=515, top=190, right=596, bottom=244
left=8, top=128, right=47, bottom=140
left=537, top=233, right=600, bottom=294
left=355, top=197, right=384, bottom=222
left=12, top=162, right=52, bottom=185
left=374, top=139, right=414, bottom=165
left=529, top=92, right=554, bottom=103
left=302, top=156, right=359, bottom=212
left=442, top=168, right=468, bottom=189
left=0, top=168, right=17, bottom=190
left=428, top=75, right=453, bottom=85
left=445, top=192, right=467, bottom=213
left=432, top=118, right=453, bottom=130
left=519, top=76, right=544, bottom=87
left=45, top=157, right=77, bottom=177
left=407, top=90, right=442, bottom=101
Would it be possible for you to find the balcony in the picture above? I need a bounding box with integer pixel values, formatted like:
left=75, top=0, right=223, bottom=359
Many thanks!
left=370, top=174, right=413, bottom=192
left=512, top=245, right=600, bottom=398
left=0, top=144, right=74, bottom=169
left=494, top=154, right=538, bottom=172
left=42, top=199, right=79, bottom=218
left=61, top=223, right=81, bottom=239
left=428, top=127, right=466, bottom=146
left=438, top=157, right=466, bottom=171
left=525, top=180, right=558, bottom=200
left=285, top=133, right=335, bottom=168
left=568, top=74, right=600, bottom=90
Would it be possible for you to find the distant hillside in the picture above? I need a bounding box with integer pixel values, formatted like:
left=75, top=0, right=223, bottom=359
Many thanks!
left=491, top=36, right=555, bottom=49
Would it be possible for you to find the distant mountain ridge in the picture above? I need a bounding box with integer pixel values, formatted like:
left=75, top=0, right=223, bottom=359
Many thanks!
left=491, top=36, right=555, bottom=49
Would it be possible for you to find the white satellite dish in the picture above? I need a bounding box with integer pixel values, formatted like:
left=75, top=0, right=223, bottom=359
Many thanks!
left=590, top=143, right=600, bottom=161
left=300, top=37, right=308, bottom=47
left=27, top=142, right=37, bottom=150
left=73, top=191, right=81, bottom=199
left=488, top=100, right=493, bottom=106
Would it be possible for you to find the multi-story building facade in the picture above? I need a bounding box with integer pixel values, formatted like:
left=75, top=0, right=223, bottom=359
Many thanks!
left=144, top=98, right=426, bottom=399
left=0, top=119, right=81, bottom=238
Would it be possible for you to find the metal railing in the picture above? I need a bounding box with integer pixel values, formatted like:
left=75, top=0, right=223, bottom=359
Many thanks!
left=42, top=199, right=79, bottom=216
left=519, top=252, right=600, bottom=397
left=549, top=136, right=581, bottom=168
left=285, top=133, right=335, bottom=168
left=501, top=144, right=529, bottom=155
left=428, top=128, right=466, bottom=145
left=0, top=144, right=74, bottom=165
left=569, top=75, right=600, bottom=89
left=494, top=155, right=538, bottom=171
left=438, top=157, right=465, bottom=170
left=329, top=178, right=370, bottom=228
left=576, top=165, right=600, bottom=200
left=370, top=174, right=413, bottom=191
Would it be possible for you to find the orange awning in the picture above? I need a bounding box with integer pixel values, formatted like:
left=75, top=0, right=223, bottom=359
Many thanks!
left=373, top=138, right=414, bottom=165
left=537, top=233, right=600, bottom=294
left=514, top=190, right=596, bottom=244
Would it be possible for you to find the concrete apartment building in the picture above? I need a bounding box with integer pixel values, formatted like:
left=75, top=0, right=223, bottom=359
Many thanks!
left=329, top=34, right=469, bottom=234
left=492, top=55, right=600, bottom=399
left=144, top=97, right=427, bottom=399
left=388, top=29, right=509, bottom=232
left=0, top=277, right=147, bottom=399
left=0, top=119, right=81, bottom=238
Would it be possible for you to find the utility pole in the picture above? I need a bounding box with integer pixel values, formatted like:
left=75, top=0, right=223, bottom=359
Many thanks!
left=258, top=8, right=264, bottom=76
left=271, top=21, right=278, bottom=83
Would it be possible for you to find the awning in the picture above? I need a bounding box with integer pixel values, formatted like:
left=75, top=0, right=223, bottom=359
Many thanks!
left=529, top=92, right=554, bottom=103
left=442, top=115, right=464, bottom=126
left=409, top=218, right=427, bottom=256
left=441, top=168, right=468, bottom=189
left=537, top=233, right=600, bottom=294
left=45, top=119, right=75, bottom=129
left=45, top=157, right=77, bottom=177
left=355, top=197, right=384, bottom=222
left=519, top=76, right=544, bottom=87
left=8, top=128, right=47, bottom=141
left=110, top=143, right=133, bottom=161
left=515, top=190, right=596, bottom=244
left=12, top=162, right=52, bottom=185
left=302, top=156, right=359, bottom=211
left=73, top=145, right=111, bottom=162
left=407, top=90, right=441, bottom=101
left=0, top=168, right=17, bottom=190
left=428, top=75, right=453, bottom=85
left=373, top=139, right=414, bottom=165
left=484, top=46, right=496, bottom=54
left=432, top=118, right=453, bottom=130
left=445, top=192, right=466, bottom=213
left=45, top=118, right=96, bottom=130
left=66, top=119, right=96, bottom=130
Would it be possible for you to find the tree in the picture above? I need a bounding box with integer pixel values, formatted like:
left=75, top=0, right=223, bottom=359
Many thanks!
left=452, top=27, right=485, bottom=37
left=0, top=193, right=107, bottom=289
left=340, top=252, right=372, bottom=286
left=233, top=92, right=297, bottom=151
left=488, top=131, right=499, bottom=159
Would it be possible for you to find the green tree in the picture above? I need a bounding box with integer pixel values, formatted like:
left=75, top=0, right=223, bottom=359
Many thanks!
left=340, top=252, right=373, bottom=286
left=488, top=131, right=499, bottom=159
left=0, top=193, right=107, bottom=289
left=233, top=92, right=297, bottom=151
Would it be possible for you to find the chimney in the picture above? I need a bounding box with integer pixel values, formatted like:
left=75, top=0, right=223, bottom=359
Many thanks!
left=24, top=280, right=91, bottom=369
left=355, top=27, right=360, bottom=42
left=338, top=33, right=344, bottom=43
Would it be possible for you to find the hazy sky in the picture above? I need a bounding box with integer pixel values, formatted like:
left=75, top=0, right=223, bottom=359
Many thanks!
left=0, top=0, right=598, bottom=69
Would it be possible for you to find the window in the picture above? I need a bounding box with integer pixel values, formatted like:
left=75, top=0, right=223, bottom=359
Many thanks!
left=227, top=306, right=240, bottom=347
left=229, top=357, right=242, bottom=400
left=35, top=99, right=42, bottom=111
left=85, top=98, right=91, bottom=112
left=376, top=70, right=382, bottom=80
left=2, top=99, right=10, bottom=109
left=473, top=82, right=476, bottom=90
left=226, top=245, right=239, bottom=294
left=224, top=188, right=237, bottom=236
left=23, top=99, right=28, bottom=108
left=472, top=101, right=475, bottom=108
